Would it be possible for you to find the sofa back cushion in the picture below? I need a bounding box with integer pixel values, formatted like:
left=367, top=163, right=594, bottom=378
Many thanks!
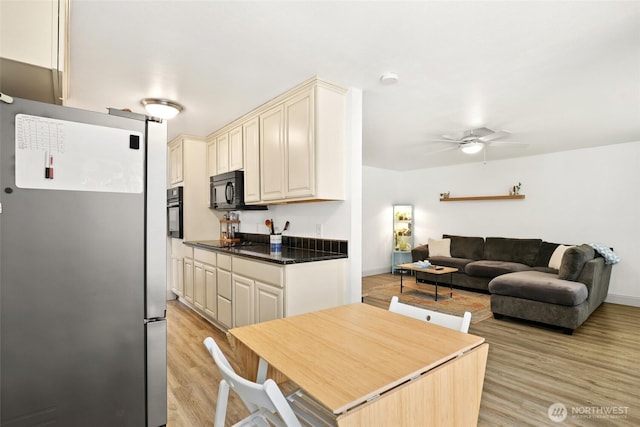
left=485, top=237, right=542, bottom=266
left=559, top=244, right=596, bottom=281
left=534, top=241, right=561, bottom=267
left=443, top=235, right=484, bottom=260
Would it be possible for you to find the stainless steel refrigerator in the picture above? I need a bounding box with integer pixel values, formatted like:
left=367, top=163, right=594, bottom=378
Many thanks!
left=0, top=97, right=167, bottom=426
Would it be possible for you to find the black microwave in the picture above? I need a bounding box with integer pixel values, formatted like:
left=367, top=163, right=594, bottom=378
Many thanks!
left=210, top=171, right=267, bottom=211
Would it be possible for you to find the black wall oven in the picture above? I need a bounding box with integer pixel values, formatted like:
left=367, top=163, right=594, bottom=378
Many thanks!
left=167, top=186, right=183, bottom=238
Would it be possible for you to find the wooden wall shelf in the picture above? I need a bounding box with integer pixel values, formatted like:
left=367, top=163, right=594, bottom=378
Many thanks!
left=440, top=194, right=525, bottom=202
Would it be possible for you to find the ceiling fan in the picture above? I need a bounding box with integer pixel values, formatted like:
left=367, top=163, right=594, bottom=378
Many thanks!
left=431, top=127, right=524, bottom=154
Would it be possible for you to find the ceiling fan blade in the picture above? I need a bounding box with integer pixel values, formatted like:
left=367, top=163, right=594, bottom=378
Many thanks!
left=427, top=145, right=459, bottom=154
left=479, top=130, right=511, bottom=142
left=489, top=140, right=528, bottom=147
left=431, top=139, right=460, bottom=143
left=470, top=127, right=494, bottom=137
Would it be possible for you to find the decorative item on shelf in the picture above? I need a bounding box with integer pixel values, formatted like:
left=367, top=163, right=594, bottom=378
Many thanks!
left=440, top=191, right=450, bottom=199
left=509, top=182, right=522, bottom=196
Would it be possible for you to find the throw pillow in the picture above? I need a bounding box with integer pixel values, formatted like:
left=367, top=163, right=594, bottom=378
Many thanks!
left=548, top=245, right=573, bottom=270
left=559, top=244, right=596, bottom=281
left=428, top=238, right=451, bottom=257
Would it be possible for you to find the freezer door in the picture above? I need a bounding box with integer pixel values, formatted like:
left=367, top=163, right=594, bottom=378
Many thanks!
left=146, top=320, right=167, bottom=427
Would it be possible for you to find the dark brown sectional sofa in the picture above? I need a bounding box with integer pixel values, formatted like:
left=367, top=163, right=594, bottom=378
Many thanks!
left=411, top=235, right=613, bottom=334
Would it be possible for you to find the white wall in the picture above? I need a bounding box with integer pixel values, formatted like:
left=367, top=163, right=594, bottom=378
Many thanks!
left=363, top=141, right=640, bottom=306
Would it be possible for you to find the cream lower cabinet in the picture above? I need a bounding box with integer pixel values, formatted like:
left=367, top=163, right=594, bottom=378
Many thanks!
left=203, top=264, right=217, bottom=319
left=193, top=261, right=205, bottom=311
left=217, top=254, right=233, bottom=329
left=231, top=275, right=254, bottom=328
left=232, top=257, right=284, bottom=328
left=193, top=249, right=216, bottom=315
left=171, top=239, right=191, bottom=298
left=255, top=282, right=284, bottom=324
left=177, top=245, right=346, bottom=331
left=171, top=255, right=184, bottom=297
left=183, top=257, right=194, bottom=303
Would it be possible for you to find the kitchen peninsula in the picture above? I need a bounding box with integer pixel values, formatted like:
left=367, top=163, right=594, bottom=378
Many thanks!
left=171, top=235, right=348, bottom=331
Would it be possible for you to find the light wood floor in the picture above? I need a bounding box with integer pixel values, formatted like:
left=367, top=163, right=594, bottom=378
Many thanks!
left=167, top=289, right=640, bottom=426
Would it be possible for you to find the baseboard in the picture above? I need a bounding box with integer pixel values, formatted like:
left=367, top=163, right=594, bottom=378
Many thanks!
left=605, top=293, right=640, bottom=307
left=363, top=267, right=393, bottom=277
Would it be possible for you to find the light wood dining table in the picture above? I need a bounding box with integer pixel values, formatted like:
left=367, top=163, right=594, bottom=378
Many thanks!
left=227, top=303, right=489, bottom=427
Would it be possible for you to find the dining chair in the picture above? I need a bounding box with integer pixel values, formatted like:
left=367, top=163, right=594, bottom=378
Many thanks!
left=203, top=337, right=336, bottom=427
left=388, top=296, right=472, bottom=333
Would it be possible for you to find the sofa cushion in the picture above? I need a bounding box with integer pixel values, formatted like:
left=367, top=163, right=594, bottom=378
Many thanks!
left=533, top=241, right=561, bottom=267
left=559, top=244, right=595, bottom=281
left=484, top=237, right=542, bottom=265
left=427, top=256, right=473, bottom=271
left=531, top=266, right=559, bottom=274
left=428, top=238, right=451, bottom=257
left=489, top=271, right=588, bottom=306
left=443, top=235, right=485, bottom=260
left=465, top=260, right=531, bottom=278
left=549, top=245, right=573, bottom=270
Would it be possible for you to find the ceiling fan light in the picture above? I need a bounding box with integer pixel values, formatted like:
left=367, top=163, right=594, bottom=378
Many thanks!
left=141, top=98, right=184, bottom=119
left=461, top=142, right=484, bottom=154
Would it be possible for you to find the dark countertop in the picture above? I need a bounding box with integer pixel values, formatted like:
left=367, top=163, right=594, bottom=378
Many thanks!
left=183, top=240, right=348, bottom=265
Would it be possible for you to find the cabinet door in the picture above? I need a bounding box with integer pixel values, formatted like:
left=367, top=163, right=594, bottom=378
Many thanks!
left=207, top=140, right=217, bottom=178
left=232, top=275, right=254, bottom=328
left=183, top=257, right=194, bottom=303
left=217, top=268, right=232, bottom=299
left=259, top=105, right=285, bottom=201
left=217, top=133, right=230, bottom=174
left=168, top=139, right=183, bottom=184
left=217, top=296, right=232, bottom=329
left=171, top=256, right=183, bottom=297
left=255, top=281, right=283, bottom=324
left=284, top=89, right=315, bottom=198
left=229, top=125, right=243, bottom=171
left=204, top=264, right=217, bottom=319
left=194, top=261, right=205, bottom=310
left=243, top=117, right=261, bottom=203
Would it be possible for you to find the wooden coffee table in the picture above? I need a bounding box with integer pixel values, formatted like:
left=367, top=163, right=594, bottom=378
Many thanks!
left=396, top=263, right=458, bottom=301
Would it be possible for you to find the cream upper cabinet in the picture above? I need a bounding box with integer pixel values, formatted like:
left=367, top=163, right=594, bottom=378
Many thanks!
left=206, top=140, right=217, bottom=178
left=216, top=133, right=229, bottom=174
left=243, top=117, right=261, bottom=203
left=207, top=77, right=346, bottom=205
left=258, top=80, right=346, bottom=203
left=284, top=89, right=315, bottom=198
left=229, top=125, right=244, bottom=171
left=168, top=138, right=183, bottom=185
left=259, top=104, right=285, bottom=201
left=209, top=125, right=244, bottom=177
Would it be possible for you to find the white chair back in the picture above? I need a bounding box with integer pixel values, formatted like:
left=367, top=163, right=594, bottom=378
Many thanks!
left=203, top=337, right=303, bottom=427
left=388, top=296, right=472, bottom=333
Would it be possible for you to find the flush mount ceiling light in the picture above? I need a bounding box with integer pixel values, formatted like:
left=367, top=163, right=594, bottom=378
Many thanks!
left=380, top=72, right=399, bottom=85
left=460, top=141, right=484, bottom=154
left=141, top=98, right=184, bottom=119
